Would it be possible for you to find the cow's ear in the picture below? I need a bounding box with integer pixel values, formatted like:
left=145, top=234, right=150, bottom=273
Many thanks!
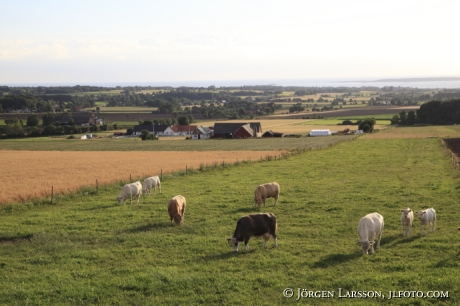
left=400, top=209, right=403, bottom=212
left=408, top=209, right=411, bottom=212
left=357, top=241, right=361, bottom=245
left=227, top=238, right=231, bottom=242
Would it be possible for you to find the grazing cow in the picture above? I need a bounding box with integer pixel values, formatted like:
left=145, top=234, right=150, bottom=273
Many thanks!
left=254, top=182, right=280, bottom=208
left=117, top=181, right=142, bottom=205
left=227, top=213, right=278, bottom=252
left=400, top=208, right=414, bottom=236
left=416, top=208, right=436, bottom=235
left=357, top=212, right=384, bottom=255
left=143, top=175, right=162, bottom=195
left=168, top=195, right=186, bottom=225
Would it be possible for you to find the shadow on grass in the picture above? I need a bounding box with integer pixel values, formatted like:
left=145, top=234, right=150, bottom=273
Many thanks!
left=231, top=207, right=262, bottom=214
left=0, top=233, right=33, bottom=244
left=124, top=222, right=171, bottom=233
left=381, top=234, right=422, bottom=248
left=201, top=249, right=259, bottom=261
left=312, top=253, right=362, bottom=268
left=78, top=204, right=116, bottom=211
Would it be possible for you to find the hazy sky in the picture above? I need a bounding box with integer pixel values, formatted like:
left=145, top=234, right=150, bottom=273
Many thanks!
left=1, top=0, right=459, bottom=86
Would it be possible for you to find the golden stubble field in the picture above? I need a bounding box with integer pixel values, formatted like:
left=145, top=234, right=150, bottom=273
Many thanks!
left=0, top=150, right=283, bottom=205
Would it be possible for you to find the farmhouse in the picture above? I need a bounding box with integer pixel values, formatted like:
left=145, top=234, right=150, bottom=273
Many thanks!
left=133, top=124, right=154, bottom=136
left=262, top=130, right=285, bottom=137
left=213, top=122, right=262, bottom=139
left=192, top=126, right=213, bottom=139
left=163, top=124, right=198, bottom=136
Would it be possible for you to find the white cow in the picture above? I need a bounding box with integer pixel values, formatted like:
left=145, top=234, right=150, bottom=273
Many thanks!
left=117, top=181, right=142, bottom=205
left=400, top=208, right=414, bottom=236
left=357, top=212, right=384, bottom=255
left=416, top=208, right=436, bottom=235
left=143, top=175, right=161, bottom=195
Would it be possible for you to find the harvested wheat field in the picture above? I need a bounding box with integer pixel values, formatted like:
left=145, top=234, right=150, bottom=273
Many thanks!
left=0, top=150, right=283, bottom=205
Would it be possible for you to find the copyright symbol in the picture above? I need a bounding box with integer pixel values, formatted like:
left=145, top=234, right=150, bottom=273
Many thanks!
left=283, top=288, right=294, bottom=298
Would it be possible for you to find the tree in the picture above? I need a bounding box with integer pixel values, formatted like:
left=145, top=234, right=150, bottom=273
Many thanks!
left=113, top=123, right=118, bottom=130
left=407, top=111, right=416, bottom=125
left=390, top=115, right=400, bottom=125
left=399, top=111, right=407, bottom=125
left=26, top=115, right=40, bottom=127
left=96, top=106, right=100, bottom=113
left=42, top=112, right=56, bottom=126
left=177, top=116, right=188, bottom=125
left=358, top=118, right=376, bottom=133
left=126, top=128, right=133, bottom=135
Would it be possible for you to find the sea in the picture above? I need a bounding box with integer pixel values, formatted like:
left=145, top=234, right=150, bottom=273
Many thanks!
left=4, top=77, right=460, bottom=89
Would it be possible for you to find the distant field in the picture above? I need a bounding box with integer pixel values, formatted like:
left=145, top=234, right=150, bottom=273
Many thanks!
left=0, top=135, right=357, bottom=151
left=365, top=125, right=460, bottom=138
left=0, top=150, right=284, bottom=205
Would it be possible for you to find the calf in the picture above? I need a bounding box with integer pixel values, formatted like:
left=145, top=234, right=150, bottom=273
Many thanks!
left=227, top=213, right=278, bottom=252
left=143, top=176, right=161, bottom=195
left=254, top=182, right=280, bottom=208
left=167, top=195, right=186, bottom=225
left=416, top=208, right=436, bottom=235
left=357, top=212, right=384, bottom=255
left=117, top=181, right=142, bottom=205
left=400, top=208, right=414, bottom=236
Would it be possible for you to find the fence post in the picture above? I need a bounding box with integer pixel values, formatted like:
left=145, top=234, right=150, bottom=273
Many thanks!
left=130, top=174, right=132, bottom=182
left=51, top=186, right=54, bottom=204
left=186, top=165, right=188, bottom=175
left=96, top=179, right=99, bottom=195
left=161, top=169, right=163, bottom=180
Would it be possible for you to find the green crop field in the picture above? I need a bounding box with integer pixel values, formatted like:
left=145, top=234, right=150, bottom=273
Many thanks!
left=1, top=136, right=459, bottom=305
left=0, top=135, right=358, bottom=151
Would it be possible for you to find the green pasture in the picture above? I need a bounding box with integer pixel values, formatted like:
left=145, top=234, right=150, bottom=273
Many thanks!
left=0, top=136, right=357, bottom=151
left=1, top=137, right=459, bottom=305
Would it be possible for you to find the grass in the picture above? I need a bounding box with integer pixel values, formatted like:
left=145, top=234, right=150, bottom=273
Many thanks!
left=0, top=135, right=358, bottom=151
left=1, top=137, right=459, bottom=305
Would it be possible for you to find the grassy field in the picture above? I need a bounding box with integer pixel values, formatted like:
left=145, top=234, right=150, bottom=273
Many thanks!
left=0, top=135, right=358, bottom=151
left=1, top=137, right=459, bottom=305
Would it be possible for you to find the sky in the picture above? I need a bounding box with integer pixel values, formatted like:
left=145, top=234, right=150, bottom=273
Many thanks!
left=1, top=0, right=459, bottom=86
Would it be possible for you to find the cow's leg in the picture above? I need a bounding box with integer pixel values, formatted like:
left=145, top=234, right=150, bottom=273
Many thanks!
left=244, top=237, right=250, bottom=251
left=376, top=232, right=381, bottom=250
left=274, top=193, right=278, bottom=206
left=159, top=183, right=162, bottom=193
left=262, top=233, right=271, bottom=248
left=136, top=193, right=140, bottom=204
left=432, top=219, right=436, bottom=232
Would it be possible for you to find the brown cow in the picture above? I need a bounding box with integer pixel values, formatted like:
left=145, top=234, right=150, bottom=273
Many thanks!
left=227, top=213, right=278, bottom=252
left=167, top=195, right=186, bottom=225
left=254, top=182, right=280, bottom=208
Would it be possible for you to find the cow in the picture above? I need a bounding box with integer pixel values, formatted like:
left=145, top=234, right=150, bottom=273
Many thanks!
left=117, top=181, right=142, bottom=205
left=416, top=208, right=436, bottom=235
left=357, top=212, right=384, bottom=255
left=227, top=213, right=278, bottom=252
left=254, top=182, right=280, bottom=208
left=167, top=195, right=186, bottom=225
left=143, top=175, right=161, bottom=195
left=400, top=208, right=414, bottom=236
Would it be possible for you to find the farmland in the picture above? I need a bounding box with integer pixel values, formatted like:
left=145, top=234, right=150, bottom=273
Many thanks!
left=1, top=136, right=460, bottom=305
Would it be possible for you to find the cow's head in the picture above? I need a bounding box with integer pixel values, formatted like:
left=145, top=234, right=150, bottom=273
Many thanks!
left=116, top=196, right=123, bottom=205
left=357, top=240, right=374, bottom=255
left=254, top=197, right=262, bottom=206
left=400, top=208, right=412, bottom=219
left=227, top=238, right=241, bottom=252
left=173, top=214, right=183, bottom=225
left=416, top=210, right=426, bottom=221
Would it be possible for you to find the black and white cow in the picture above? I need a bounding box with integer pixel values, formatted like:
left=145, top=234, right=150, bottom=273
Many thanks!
left=227, top=213, right=278, bottom=252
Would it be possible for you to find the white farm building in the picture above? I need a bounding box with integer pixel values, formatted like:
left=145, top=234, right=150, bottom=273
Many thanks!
left=309, top=129, right=331, bottom=137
